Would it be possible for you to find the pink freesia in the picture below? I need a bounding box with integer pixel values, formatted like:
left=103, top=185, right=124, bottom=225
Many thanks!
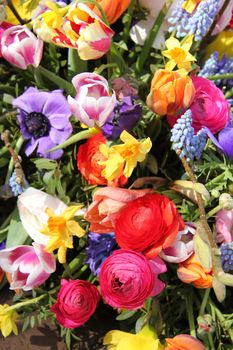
left=160, top=223, right=196, bottom=263
left=99, top=249, right=166, bottom=310
left=68, top=72, right=116, bottom=128
left=0, top=22, right=12, bottom=57
left=1, top=25, right=43, bottom=69
left=0, top=243, right=56, bottom=291
left=216, top=208, right=233, bottom=243
left=84, top=187, right=152, bottom=233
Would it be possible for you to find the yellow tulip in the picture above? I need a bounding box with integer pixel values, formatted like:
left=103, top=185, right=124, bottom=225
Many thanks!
left=205, top=31, right=233, bottom=59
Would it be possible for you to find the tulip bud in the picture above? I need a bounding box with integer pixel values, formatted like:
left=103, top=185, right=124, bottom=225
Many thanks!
left=219, top=193, right=233, bottom=210
left=197, top=314, right=215, bottom=339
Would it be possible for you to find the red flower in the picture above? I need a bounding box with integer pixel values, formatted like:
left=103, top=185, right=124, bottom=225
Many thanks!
left=115, top=193, right=184, bottom=259
left=229, top=8, right=233, bottom=29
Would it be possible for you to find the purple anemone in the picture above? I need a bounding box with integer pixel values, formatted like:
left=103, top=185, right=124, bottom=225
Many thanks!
left=13, top=87, right=72, bottom=159
left=205, top=120, right=233, bottom=159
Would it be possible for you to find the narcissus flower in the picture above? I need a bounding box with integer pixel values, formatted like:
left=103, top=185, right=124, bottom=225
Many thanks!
left=0, top=304, right=18, bottom=338
left=162, top=35, right=196, bottom=71
left=99, top=130, right=152, bottom=181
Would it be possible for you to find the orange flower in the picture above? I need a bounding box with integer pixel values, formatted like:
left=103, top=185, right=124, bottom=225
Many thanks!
left=92, top=0, right=130, bottom=24
left=146, top=69, right=195, bottom=116
left=177, top=254, right=213, bottom=288
left=165, top=334, right=205, bottom=350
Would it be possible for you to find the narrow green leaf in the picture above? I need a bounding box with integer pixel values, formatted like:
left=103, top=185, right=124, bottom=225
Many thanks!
left=116, top=310, right=137, bottom=321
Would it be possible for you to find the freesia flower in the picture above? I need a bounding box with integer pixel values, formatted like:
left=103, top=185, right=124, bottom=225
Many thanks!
left=68, top=72, right=116, bottom=128
left=104, top=324, right=164, bottom=350
left=13, top=87, right=72, bottom=159
left=162, top=35, right=196, bottom=71
left=99, top=130, right=152, bottom=181
left=51, top=279, right=100, bottom=328
left=40, top=205, right=85, bottom=263
left=165, top=334, right=205, bottom=349
left=84, top=186, right=153, bottom=233
left=205, top=122, right=233, bottom=159
left=1, top=25, right=43, bottom=69
left=0, top=243, right=56, bottom=291
left=0, top=304, right=18, bottom=338
left=216, top=208, right=233, bottom=243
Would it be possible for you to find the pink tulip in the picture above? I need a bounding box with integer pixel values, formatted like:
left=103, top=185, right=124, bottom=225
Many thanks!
left=216, top=208, right=233, bottom=243
left=160, top=223, right=196, bottom=263
left=68, top=72, right=117, bottom=128
left=0, top=243, right=56, bottom=291
left=0, top=22, right=12, bottom=57
left=1, top=25, right=43, bottom=69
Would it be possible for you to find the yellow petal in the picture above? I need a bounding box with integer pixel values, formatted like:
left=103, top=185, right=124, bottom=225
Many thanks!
left=140, top=138, right=152, bottom=155
left=66, top=220, right=85, bottom=237
left=45, top=207, right=56, bottom=218
left=124, top=159, right=137, bottom=178
left=165, top=37, right=180, bottom=50
left=181, top=35, right=194, bottom=51
left=178, top=61, right=192, bottom=71
left=63, top=205, right=83, bottom=221
left=104, top=330, right=131, bottom=346
left=99, top=144, right=109, bottom=158
left=44, top=236, right=61, bottom=253
left=165, top=59, right=177, bottom=71
left=182, top=0, right=199, bottom=14
left=120, top=130, right=138, bottom=144
left=58, top=245, right=67, bottom=264
left=118, top=336, right=162, bottom=350
left=1, top=316, right=13, bottom=338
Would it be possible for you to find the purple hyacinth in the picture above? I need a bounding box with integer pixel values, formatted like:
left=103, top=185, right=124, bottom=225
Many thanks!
left=102, top=96, right=142, bottom=140
left=0, top=241, right=6, bottom=250
left=13, top=87, right=72, bottom=159
left=220, top=243, right=233, bottom=272
left=9, top=170, right=29, bottom=197
left=86, top=232, right=118, bottom=276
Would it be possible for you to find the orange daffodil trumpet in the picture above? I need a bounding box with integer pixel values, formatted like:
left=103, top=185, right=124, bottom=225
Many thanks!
left=33, top=1, right=114, bottom=60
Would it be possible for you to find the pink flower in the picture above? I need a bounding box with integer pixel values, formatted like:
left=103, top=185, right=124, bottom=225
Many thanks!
left=216, top=208, right=233, bottom=243
left=84, top=187, right=152, bottom=233
left=0, top=243, right=55, bottom=291
left=0, top=22, right=12, bottom=57
left=160, top=223, right=196, bottom=263
left=1, top=25, right=43, bottom=69
left=190, top=77, right=230, bottom=133
left=99, top=249, right=167, bottom=310
left=68, top=72, right=116, bottom=128
left=212, top=0, right=233, bottom=35
left=51, top=279, right=100, bottom=328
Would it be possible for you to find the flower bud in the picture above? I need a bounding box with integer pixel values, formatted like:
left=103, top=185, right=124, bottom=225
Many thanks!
left=219, top=193, right=233, bottom=210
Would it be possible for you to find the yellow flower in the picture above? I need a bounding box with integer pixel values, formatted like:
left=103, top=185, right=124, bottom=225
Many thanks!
left=40, top=1, right=69, bottom=29
left=99, top=130, right=152, bottom=181
left=162, top=35, right=196, bottom=72
left=205, top=30, right=233, bottom=59
left=0, top=304, right=18, bottom=338
left=103, top=324, right=164, bottom=350
left=181, top=0, right=203, bottom=14
left=5, top=0, right=32, bottom=25
left=40, top=205, right=85, bottom=263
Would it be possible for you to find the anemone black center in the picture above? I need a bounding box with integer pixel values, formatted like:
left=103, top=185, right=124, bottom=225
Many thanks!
left=24, top=112, right=50, bottom=139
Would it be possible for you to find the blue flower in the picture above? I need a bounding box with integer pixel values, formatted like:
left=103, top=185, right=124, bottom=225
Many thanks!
left=220, top=243, right=233, bottom=272
left=9, top=170, right=29, bottom=197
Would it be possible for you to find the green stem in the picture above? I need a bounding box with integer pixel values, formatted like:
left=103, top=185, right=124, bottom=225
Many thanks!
left=207, top=333, right=215, bottom=349
left=225, top=86, right=233, bottom=99
left=121, top=0, right=136, bottom=45
left=199, top=289, right=211, bottom=316
left=207, top=73, right=233, bottom=81
left=72, top=265, right=88, bottom=279
left=185, top=290, right=196, bottom=338
left=206, top=205, right=221, bottom=219
left=5, top=136, right=24, bottom=184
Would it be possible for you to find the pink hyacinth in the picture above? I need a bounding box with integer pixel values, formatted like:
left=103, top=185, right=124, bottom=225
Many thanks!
left=216, top=208, right=233, bottom=243
left=1, top=25, right=43, bottom=69
left=0, top=243, right=56, bottom=291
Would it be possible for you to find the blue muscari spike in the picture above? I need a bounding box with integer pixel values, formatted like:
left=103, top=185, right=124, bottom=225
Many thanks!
left=220, top=243, right=233, bottom=273
left=9, top=170, right=29, bottom=197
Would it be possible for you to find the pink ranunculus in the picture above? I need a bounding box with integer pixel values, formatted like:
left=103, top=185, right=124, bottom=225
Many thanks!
left=84, top=187, right=152, bottom=233
left=99, top=249, right=167, bottom=310
left=160, top=222, right=196, bottom=263
left=0, top=22, right=12, bottom=57
left=68, top=72, right=116, bottom=128
left=216, top=208, right=233, bottom=243
left=51, top=279, right=100, bottom=328
left=0, top=243, right=56, bottom=291
left=190, top=77, right=230, bottom=133
left=1, top=25, right=43, bottom=69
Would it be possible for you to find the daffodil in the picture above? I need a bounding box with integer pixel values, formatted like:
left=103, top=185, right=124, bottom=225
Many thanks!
left=40, top=205, right=85, bottom=263
left=5, top=0, right=32, bottom=25
left=40, top=1, right=69, bottom=29
left=99, top=130, right=152, bottom=181
left=162, top=35, right=196, bottom=72
left=0, top=304, right=18, bottom=338
left=103, top=324, right=164, bottom=350
left=181, top=0, right=203, bottom=14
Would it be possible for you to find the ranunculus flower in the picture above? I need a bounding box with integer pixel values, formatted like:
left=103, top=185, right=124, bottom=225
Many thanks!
left=216, top=208, right=233, bottom=243
left=51, top=279, right=100, bottom=328
left=146, top=69, right=195, bottom=116
left=177, top=254, right=213, bottom=288
left=189, top=77, right=230, bottom=133
left=93, top=0, right=130, bottom=24
left=77, top=133, right=127, bottom=186
left=0, top=243, right=56, bottom=291
left=99, top=249, right=166, bottom=310
left=160, top=222, right=196, bottom=263
left=84, top=187, right=152, bottom=233
left=68, top=72, right=116, bottom=128
left=115, top=193, right=184, bottom=259
left=1, top=25, right=43, bottom=69
left=165, top=334, right=205, bottom=350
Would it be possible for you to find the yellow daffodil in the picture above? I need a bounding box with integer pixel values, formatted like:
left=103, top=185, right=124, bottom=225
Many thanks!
left=99, top=130, right=152, bottom=181
left=205, top=30, right=233, bottom=59
left=0, top=304, right=18, bottom=338
left=182, top=0, right=203, bottom=14
left=40, top=205, right=85, bottom=263
left=5, top=0, right=32, bottom=25
left=162, top=35, right=196, bottom=72
left=103, top=324, right=164, bottom=350
left=39, top=1, right=69, bottom=29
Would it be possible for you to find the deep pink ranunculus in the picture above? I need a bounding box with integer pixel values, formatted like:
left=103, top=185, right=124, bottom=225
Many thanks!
left=99, top=249, right=167, bottom=310
left=51, top=279, right=100, bottom=329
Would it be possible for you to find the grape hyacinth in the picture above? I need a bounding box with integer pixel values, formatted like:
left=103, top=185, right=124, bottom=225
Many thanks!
left=220, top=243, right=233, bottom=272
left=9, top=170, right=29, bottom=197
left=171, top=110, right=206, bottom=161
left=199, top=52, right=233, bottom=88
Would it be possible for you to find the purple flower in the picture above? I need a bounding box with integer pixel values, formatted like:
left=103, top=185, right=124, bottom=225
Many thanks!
left=13, top=87, right=72, bottom=159
left=205, top=120, right=233, bottom=159
left=0, top=241, right=6, bottom=250
left=102, top=96, right=142, bottom=140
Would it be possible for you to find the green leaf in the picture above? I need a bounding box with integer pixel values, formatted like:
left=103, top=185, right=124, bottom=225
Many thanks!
left=68, top=49, right=88, bottom=80
left=116, top=310, right=137, bottom=321
left=193, top=224, right=212, bottom=270
left=6, top=209, right=30, bottom=248
left=33, top=158, right=57, bottom=170
left=135, top=314, right=147, bottom=333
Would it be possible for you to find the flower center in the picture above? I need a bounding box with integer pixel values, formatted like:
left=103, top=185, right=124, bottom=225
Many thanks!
left=25, top=112, right=50, bottom=139
left=47, top=217, right=67, bottom=233
left=121, top=144, right=139, bottom=160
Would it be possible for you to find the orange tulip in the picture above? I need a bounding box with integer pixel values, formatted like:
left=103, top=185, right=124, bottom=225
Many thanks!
left=92, top=0, right=130, bottom=24
left=165, top=334, right=205, bottom=350
left=146, top=69, right=195, bottom=116
left=177, top=254, right=213, bottom=288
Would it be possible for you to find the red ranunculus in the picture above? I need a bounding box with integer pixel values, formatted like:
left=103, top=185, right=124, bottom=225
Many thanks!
left=115, top=193, right=184, bottom=259
left=51, top=279, right=100, bottom=329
